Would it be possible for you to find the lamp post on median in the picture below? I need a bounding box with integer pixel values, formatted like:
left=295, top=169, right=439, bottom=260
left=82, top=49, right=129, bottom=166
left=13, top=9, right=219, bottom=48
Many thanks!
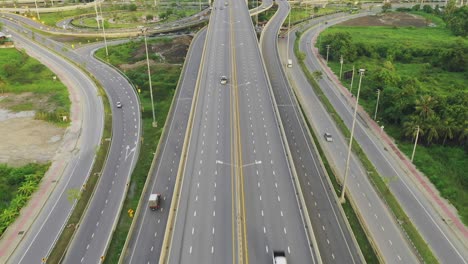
left=34, top=0, right=40, bottom=20
left=326, top=44, right=330, bottom=63
left=340, top=68, right=365, bottom=203
left=142, top=28, right=157, bottom=128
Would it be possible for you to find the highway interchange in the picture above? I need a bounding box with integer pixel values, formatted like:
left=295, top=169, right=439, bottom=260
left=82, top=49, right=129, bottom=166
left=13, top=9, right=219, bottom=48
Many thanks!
left=1, top=0, right=467, bottom=263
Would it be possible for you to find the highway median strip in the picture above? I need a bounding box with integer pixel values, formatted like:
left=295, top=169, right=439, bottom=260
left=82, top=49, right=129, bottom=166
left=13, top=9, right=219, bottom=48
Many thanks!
left=293, top=27, right=439, bottom=264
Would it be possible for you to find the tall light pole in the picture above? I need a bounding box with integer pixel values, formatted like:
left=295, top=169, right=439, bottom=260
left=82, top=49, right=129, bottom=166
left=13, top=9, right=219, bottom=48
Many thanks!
left=142, top=28, right=157, bottom=128
left=374, top=89, right=380, bottom=120
left=411, top=125, right=420, bottom=162
left=34, top=0, right=40, bottom=20
left=339, top=55, right=344, bottom=80
left=349, top=65, right=355, bottom=93
left=286, top=6, right=291, bottom=63
left=255, top=0, right=259, bottom=26
left=99, top=4, right=108, bottom=57
left=94, top=0, right=100, bottom=30
left=326, top=44, right=330, bottom=63
left=340, top=68, right=365, bottom=203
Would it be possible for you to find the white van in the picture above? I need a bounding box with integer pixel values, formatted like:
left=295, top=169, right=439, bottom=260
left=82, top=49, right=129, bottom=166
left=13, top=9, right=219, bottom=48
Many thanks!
left=287, top=59, right=292, bottom=68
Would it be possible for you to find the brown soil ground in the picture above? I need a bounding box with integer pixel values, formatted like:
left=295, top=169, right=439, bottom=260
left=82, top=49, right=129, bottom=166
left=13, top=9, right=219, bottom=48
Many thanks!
left=130, top=35, right=192, bottom=65
left=340, top=12, right=428, bottom=27
left=0, top=94, right=65, bottom=167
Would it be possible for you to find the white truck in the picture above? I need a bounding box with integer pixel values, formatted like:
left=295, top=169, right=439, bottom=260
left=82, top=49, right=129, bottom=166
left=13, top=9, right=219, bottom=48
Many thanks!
left=273, top=251, right=287, bottom=264
left=149, top=193, right=161, bottom=210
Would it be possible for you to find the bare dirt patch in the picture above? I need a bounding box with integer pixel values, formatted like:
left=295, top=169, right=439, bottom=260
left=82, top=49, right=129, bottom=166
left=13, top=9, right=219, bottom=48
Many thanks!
left=0, top=116, right=65, bottom=167
left=0, top=94, right=65, bottom=167
left=340, top=12, right=428, bottom=27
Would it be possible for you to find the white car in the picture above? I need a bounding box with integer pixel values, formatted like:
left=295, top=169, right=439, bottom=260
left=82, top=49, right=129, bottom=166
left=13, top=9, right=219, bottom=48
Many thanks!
left=220, top=76, right=228, bottom=85
left=116, top=101, right=122, bottom=108
left=324, top=132, right=333, bottom=142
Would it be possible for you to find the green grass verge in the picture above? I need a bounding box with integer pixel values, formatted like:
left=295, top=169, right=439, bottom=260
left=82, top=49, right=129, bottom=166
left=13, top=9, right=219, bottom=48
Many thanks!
left=47, top=77, right=112, bottom=264
left=294, top=30, right=439, bottom=263
left=0, top=48, right=70, bottom=125
left=93, top=39, right=184, bottom=263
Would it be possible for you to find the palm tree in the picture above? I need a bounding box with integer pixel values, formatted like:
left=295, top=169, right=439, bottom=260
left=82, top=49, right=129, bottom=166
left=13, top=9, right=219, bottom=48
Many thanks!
left=403, top=116, right=423, bottom=141
left=415, top=95, right=437, bottom=120
left=425, top=116, right=440, bottom=145
left=441, top=117, right=456, bottom=145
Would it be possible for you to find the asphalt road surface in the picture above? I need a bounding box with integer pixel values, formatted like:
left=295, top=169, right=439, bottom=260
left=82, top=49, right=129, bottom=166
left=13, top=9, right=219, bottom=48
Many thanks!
left=295, top=13, right=467, bottom=264
left=168, top=0, right=317, bottom=263
left=61, top=41, right=142, bottom=263
left=1, top=20, right=104, bottom=264
left=260, top=1, right=363, bottom=263
left=123, top=28, right=207, bottom=264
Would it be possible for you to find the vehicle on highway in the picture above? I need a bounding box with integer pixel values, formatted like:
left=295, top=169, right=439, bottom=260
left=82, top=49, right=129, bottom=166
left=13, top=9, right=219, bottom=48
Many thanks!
left=225, top=1, right=229, bottom=5
left=287, top=59, right=292, bottom=68
left=149, top=193, right=161, bottom=210
left=324, top=132, right=333, bottom=142
left=273, top=250, right=287, bottom=264
left=116, top=101, right=122, bottom=108
left=220, top=76, right=228, bottom=85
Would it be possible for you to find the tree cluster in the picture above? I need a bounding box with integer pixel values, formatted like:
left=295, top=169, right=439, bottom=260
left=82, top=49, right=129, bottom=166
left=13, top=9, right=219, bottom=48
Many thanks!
left=319, top=32, right=468, bottom=146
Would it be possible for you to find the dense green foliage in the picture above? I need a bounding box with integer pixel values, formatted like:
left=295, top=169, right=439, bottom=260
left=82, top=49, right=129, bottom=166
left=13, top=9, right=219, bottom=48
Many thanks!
left=319, top=11, right=468, bottom=224
left=0, top=163, right=49, bottom=235
left=318, top=14, right=467, bottom=147
left=96, top=38, right=183, bottom=263
left=0, top=49, right=70, bottom=124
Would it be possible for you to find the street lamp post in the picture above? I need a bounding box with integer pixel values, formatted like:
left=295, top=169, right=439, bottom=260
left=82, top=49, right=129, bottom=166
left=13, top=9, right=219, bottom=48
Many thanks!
left=374, top=89, right=380, bottom=120
left=340, top=69, right=365, bottom=203
left=411, top=125, right=420, bottom=162
left=99, top=4, right=108, bottom=57
left=326, top=44, right=330, bottom=63
left=34, top=0, right=40, bottom=20
left=94, top=0, right=100, bottom=30
left=142, top=28, right=157, bottom=128
left=339, top=55, right=344, bottom=80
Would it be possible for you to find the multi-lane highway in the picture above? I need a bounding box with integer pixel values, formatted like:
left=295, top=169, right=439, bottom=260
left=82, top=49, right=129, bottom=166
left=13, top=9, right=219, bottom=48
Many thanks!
left=61, top=41, right=141, bottom=263
left=291, top=13, right=468, bottom=263
left=1, top=17, right=142, bottom=263
left=122, top=28, right=207, bottom=263
left=1, top=20, right=104, bottom=264
left=260, top=1, right=363, bottom=263
left=167, top=0, right=317, bottom=263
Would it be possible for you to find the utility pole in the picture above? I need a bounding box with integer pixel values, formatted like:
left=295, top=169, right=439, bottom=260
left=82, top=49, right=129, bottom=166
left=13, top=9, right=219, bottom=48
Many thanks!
left=143, top=28, right=157, bottom=128
left=99, top=4, right=108, bottom=57
left=340, top=69, right=365, bottom=203
left=374, top=89, right=380, bottom=120
left=411, top=125, right=420, bottom=162
left=350, top=65, right=355, bottom=93
left=34, top=0, right=40, bottom=20
left=326, top=45, right=330, bottom=63
left=339, top=55, right=344, bottom=80
left=94, top=0, right=100, bottom=30
left=256, top=0, right=259, bottom=26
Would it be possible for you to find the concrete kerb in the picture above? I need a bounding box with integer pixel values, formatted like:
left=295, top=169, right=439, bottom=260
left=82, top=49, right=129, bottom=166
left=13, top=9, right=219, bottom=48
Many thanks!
left=116, top=27, right=205, bottom=264
left=258, top=5, right=322, bottom=263
left=0, top=25, right=96, bottom=263
left=158, top=13, right=213, bottom=264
